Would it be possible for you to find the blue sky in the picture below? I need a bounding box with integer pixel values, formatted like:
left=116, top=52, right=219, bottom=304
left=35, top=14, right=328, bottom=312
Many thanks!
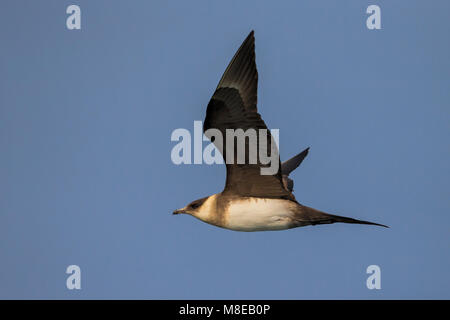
left=0, top=0, right=449, bottom=299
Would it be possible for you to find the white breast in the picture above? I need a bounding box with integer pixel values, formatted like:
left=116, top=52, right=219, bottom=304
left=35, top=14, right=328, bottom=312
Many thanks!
left=224, top=198, right=295, bottom=231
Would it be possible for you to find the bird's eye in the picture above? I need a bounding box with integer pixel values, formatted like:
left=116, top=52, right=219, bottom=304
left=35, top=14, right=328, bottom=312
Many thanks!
left=190, top=202, right=200, bottom=209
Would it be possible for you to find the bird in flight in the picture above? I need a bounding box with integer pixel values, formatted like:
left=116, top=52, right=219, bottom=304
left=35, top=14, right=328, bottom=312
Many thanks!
left=173, top=31, right=387, bottom=231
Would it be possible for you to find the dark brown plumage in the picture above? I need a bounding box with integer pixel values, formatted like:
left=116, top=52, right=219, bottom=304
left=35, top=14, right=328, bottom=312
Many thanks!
left=174, top=31, right=388, bottom=230
left=204, top=31, right=294, bottom=200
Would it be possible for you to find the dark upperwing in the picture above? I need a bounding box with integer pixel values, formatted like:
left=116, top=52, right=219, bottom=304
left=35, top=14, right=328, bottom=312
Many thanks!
left=203, top=31, right=295, bottom=200
left=281, top=147, right=310, bottom=192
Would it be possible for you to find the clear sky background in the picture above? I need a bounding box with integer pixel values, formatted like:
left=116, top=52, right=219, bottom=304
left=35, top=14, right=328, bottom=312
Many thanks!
left=1, top=0, right=449, bottom=299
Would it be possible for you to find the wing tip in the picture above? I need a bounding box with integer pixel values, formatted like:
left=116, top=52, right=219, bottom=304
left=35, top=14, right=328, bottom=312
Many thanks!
left=245, top=30, right=255, bottom=47
left=244, top=30, right=255, bottom=45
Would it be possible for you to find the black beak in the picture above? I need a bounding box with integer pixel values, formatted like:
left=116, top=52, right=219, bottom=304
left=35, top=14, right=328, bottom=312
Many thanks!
left=173, top=208, right=184, bottom=215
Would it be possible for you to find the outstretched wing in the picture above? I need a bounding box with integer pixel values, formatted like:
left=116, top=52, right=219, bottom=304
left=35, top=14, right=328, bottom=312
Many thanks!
left=281, top=147, right=309, bottom=192
left=203, top=31, right=293, bottom=200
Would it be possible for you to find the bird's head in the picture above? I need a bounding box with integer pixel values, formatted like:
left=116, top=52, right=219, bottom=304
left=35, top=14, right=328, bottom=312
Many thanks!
left=173, top=197, right=209, bottom=216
